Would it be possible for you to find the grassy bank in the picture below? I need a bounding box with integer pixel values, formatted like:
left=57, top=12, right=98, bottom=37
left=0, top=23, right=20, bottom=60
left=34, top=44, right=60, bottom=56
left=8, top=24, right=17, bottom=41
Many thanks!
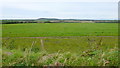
left=2, top=37, right=119, bottom=66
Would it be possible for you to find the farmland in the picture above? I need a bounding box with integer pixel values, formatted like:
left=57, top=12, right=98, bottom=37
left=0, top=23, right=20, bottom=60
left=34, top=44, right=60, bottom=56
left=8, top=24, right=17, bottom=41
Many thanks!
left=2, top=23, right=118, bottom=37
left=1, top=23, right=119, bottom=66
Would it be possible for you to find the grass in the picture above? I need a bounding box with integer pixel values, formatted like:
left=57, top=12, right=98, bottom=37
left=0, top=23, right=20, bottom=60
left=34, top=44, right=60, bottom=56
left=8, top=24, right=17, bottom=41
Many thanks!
left=2, top=48, right=119, bottom=66
left=2, top=36, right=119, bottom=66
left=2, top=23, right=118, bottom=37
left=2, top=23, right=119, bottom=66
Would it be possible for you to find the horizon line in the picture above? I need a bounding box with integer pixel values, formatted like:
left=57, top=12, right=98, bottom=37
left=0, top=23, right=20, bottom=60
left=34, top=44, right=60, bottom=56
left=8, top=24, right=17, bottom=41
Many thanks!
left=0, top=18, right=118, bottom=20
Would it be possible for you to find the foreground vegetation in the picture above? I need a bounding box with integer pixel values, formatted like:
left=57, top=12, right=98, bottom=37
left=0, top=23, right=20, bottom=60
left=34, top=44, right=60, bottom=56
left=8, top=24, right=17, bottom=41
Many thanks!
left=2, top=37, right=119, bottom=66
left=2, top=23, right=118, bottom=37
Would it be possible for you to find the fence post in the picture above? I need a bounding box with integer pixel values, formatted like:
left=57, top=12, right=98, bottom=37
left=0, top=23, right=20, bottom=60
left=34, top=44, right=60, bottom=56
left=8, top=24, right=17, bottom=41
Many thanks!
left=41, top=39, right=45, bottom=51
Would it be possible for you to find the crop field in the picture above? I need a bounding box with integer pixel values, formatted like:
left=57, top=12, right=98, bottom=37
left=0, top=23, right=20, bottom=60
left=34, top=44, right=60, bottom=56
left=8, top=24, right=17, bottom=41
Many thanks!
left=1, top=23, right=119, bottom=66
left=2, top=23, right=118, bottom=37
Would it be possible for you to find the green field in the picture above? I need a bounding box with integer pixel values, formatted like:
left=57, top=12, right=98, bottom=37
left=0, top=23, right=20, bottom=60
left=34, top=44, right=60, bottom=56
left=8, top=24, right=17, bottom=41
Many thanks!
left=2, top=23, right=119, bottom=66
left=2, top=23, right=118, bottom=37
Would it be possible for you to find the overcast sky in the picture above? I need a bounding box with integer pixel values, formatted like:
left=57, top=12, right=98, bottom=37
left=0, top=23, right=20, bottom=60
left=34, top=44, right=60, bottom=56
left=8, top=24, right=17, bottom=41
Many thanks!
left=1, top=0, right=119, bottom=20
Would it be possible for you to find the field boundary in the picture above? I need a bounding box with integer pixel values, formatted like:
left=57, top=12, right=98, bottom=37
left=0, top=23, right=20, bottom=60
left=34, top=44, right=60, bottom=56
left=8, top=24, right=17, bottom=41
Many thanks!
left=1, top=36, right=118, bottom=39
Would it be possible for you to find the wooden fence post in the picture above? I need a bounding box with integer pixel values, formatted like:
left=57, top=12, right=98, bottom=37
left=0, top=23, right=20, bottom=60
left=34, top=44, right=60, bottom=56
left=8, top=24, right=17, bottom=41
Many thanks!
left=41, top=39, right=45, bottom=51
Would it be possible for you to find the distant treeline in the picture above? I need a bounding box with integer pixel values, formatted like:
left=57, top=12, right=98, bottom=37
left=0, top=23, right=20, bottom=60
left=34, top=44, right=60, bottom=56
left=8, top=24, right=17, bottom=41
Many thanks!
left=1, top=20, right=37, bottom=24
left=1, top=19, right=118, bottom=24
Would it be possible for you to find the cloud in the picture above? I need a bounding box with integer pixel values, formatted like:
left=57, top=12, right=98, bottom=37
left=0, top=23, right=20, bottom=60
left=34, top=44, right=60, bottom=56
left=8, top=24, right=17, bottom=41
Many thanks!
left=2, top=2, right=63, bottom=12
left=1, top=2, right=118, bottom=19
